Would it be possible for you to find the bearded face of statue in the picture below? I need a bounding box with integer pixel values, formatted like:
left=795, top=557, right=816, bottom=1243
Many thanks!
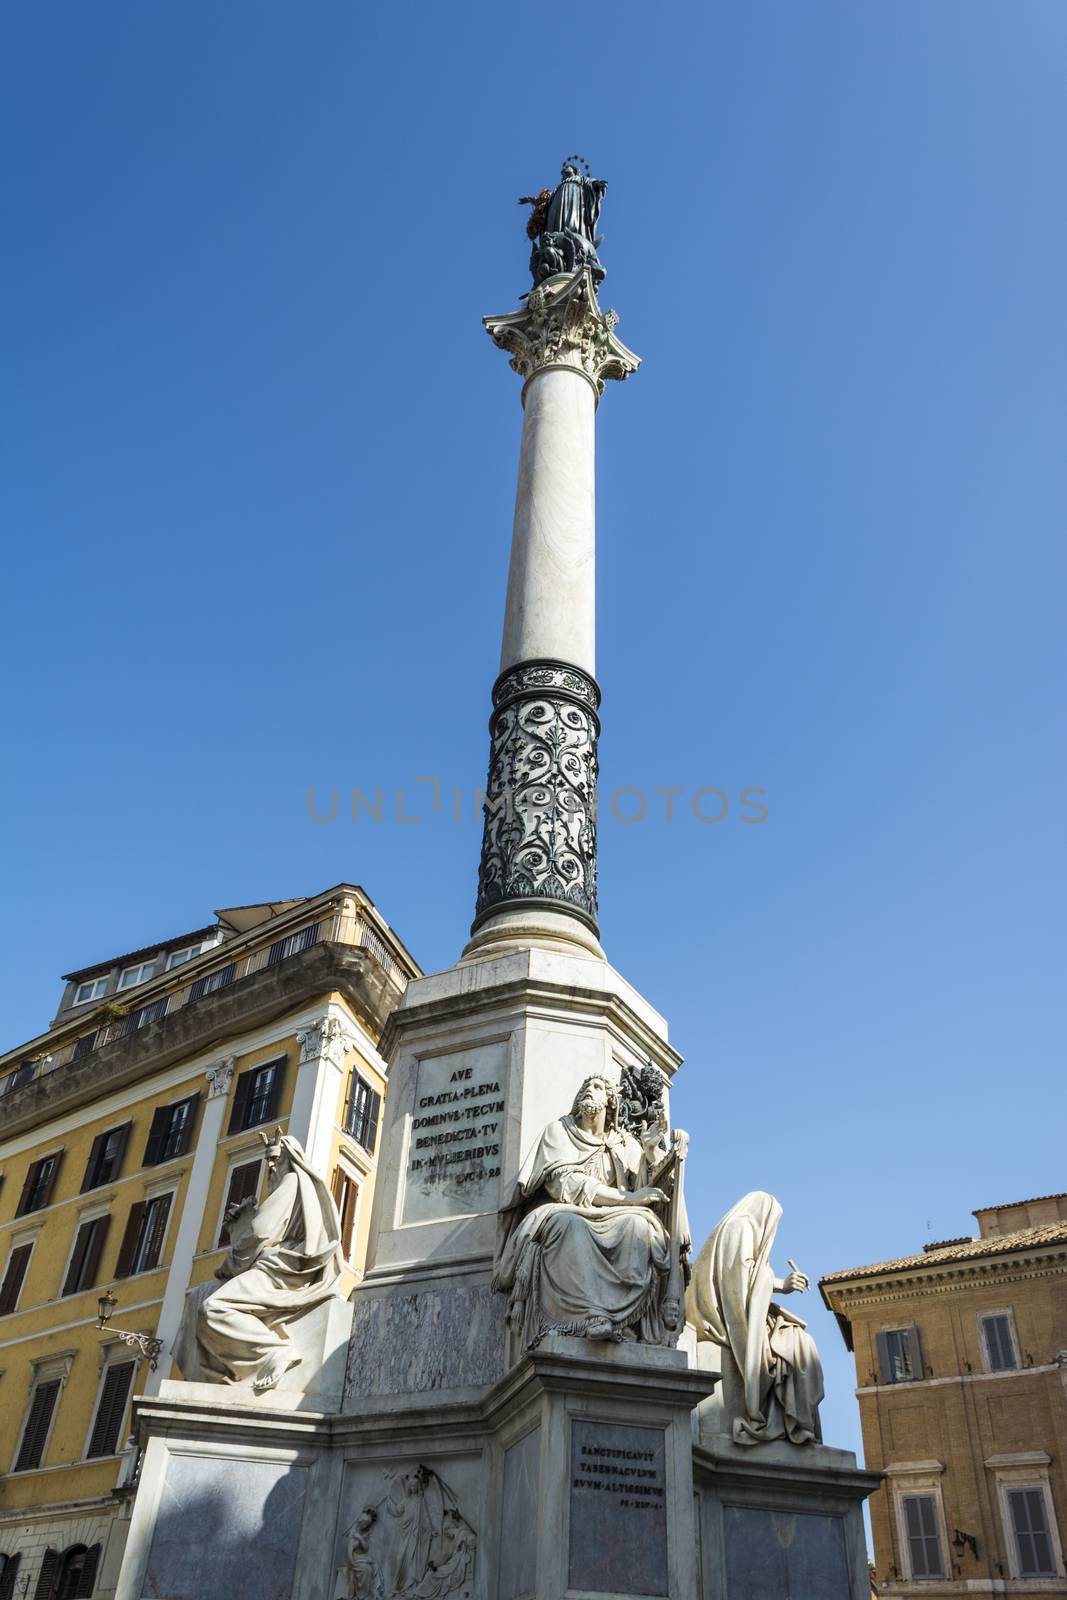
left=574, top=1076, right=612, bottom=1132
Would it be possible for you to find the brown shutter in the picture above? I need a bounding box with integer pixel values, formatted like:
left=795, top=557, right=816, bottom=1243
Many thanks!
left=73, top=1545, right=101, bottom=1599
left=364, top=1087, right=381, bottom=1155
left=87, top=1362, right=135, bottom=1458
left=0, top=1243, right=33, bottom=1315
left=114, top=1203, right=146, bottom=1278
left=143, top=1104, right=175, bottom=1166
left=331, top=1166, right=345, bottom=1207
left=62, top=1222, right=93, bottom=1297
left=140, top=1193, right=172, bottom=1272
left=15, top=1165, right=37, bottom=1217
left=173, top=1093, right=201, bottom=1157
left=81, top=1134, right=108, bottom=1193
left=103, top=1123, right=131, bottom=1185
left=263, top=1059, right=286, bottom=1123
left=341, top=1179, right=357, bottom=1260
left=0, top=1554, right=22, bottom=1600
left=227, top=1070, right=253, bottom=1135
left=80, top=1215, right=110, bottom=1292
left=32, top=1549, right=59, bottom=1599
left=37, top=1152, right=63, bottom=1210
left=218, top=1162, right=260, bottom=1246
left=15, top=1379, right=61, bottom=1472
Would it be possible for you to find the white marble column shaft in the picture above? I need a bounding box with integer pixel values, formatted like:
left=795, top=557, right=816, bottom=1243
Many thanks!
left=500, top=367, right=596, bottom=676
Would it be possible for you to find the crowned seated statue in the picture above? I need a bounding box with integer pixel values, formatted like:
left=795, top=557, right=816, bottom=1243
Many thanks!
left=492, top=1075, right=689, bottom=1348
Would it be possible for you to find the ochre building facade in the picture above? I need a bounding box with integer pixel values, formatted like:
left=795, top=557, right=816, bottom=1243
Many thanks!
left=0, top=884, right=418, bottom=1600
left=822, top=1193, right=1067, bottom=1596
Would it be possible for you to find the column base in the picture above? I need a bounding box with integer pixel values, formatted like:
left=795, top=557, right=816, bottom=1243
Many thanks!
left=460, top=904, right=605, bottom=964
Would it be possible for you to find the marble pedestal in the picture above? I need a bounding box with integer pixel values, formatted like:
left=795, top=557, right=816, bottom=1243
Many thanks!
left=693, top=1343, right=879, bottom=1600
left=348, top=946, right=682, bottom=1407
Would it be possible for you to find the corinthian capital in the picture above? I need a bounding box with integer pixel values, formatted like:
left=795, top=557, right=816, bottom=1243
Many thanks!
left=483, top=267, right=640, bottom=398
left=297, top=1014, right=355, bottom=1070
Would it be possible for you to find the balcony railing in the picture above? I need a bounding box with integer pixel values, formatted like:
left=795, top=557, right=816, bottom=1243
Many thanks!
left=0, top=906, right=409, bottom=1100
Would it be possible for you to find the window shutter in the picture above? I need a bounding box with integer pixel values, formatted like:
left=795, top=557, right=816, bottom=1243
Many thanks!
left=0, top=1554, right=22, bottom=1600
left=87, top=1363, right=135, bottom=1458
left=143, top=1107, right=171, bottom=1166
left=15, top=1379, right=61, bottom=1472
left=105, top=1123, right=132, bottom=1184
left=172, top=1093, right=201, bottom=1157
left=331, top=1167, right=345, bottom=1208
left=364, top=1087, right=381, bottom=1154
left=0, top=1244, right=33, bottom=1316
left=140, top=1193, right=172, bottom=1271
left=263, top=1060, right=286, bottom=1124
left=906, top=1323, right=925, bottom=1380
left=38, top=1152, right=62, bottom=1211
left=81, top=1134, right=107, bottom=1193
left=219, top=1162, right=260, bottom=1245
left=32, top=1550, right=60, bottom=1599
left=227, top=1070, right=253, bottom=1135
left=80, top=1215, right=110, bottom=1291
left=15, top=1165, right=38, bottom=1217
left=341, top=1180, right=357, bottom=1260
left=875, top=1330, right=893, bottom=1384
left=73, top=1545, right=101, bottom=1599
left=63, top=1222, right=92, bottom=1297
left=115, top=1203, right=146, bottom=1278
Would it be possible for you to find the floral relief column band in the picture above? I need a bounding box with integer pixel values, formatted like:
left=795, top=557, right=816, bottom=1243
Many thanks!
left=472, top=659, right=601, bottom=935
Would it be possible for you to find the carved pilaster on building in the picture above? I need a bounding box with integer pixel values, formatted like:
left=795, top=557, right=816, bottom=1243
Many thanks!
left=483, top=266, right=640, bottom=399
left=472, top=659, right=600, bottom=936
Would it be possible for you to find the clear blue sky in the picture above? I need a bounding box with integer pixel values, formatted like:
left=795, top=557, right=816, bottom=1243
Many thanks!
left=3, top=3, right=1065, bottom=1461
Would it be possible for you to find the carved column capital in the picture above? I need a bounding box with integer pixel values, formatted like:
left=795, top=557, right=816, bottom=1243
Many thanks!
left=483, top=267, right=640, bottom=398
left=205, top=1057, right=236, bottom=1098
left=297, top=1015, right=355, bottom=1070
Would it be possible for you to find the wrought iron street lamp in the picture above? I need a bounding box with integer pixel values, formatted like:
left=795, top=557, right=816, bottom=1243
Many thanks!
left=96, top=1288, right=164, bottom=1370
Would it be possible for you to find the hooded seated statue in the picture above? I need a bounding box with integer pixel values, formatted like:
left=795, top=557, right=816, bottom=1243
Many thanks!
left=492, top=1075, right=687, bottom=1347
left=174, top=1131, right=342, bottom=1392
left=686, top=1190, right=824, bottom=1446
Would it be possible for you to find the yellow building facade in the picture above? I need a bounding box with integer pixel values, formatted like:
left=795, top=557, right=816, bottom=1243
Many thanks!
left=0, top=885, right=418, bottom=1600
left=821, top=1193, right=1067, bottom=1597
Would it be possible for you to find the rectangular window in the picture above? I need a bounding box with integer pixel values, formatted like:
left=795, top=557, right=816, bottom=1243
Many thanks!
left=81, top=1122, right=131, bottom=1191
left=16, top=1152, right=63, bottom=1217
left=218, top=1159, right=262, bottom=1245
left=266, top=923, right=320, bottom=967
left=902, top=1493, right=945, bottom=1579
left=981, top=1312, right=1018, bottom=1373
left=73, top=977, right=108, bottom=1005
left=143, top=1094, right=200, bottom=1165
left=118, top=960, right=155, bottom=990
left=72, top=1032, right=99, bottom=1061
left=0, top=1554, right=22, bottom=1600
left=13, top=1378, right=61, bottom=1472
left=165, top=943, right=205, bottom=971
left=190, top=963, right=235, bottom=1000
left=62, top=1214, right=111, bottom=1296
left=115, top=1192, right=173, bottom=1277
left=0, top=1243, right=33, bottom=1316
left=3, top=1061, right=38, bottom=1096
left=86, top=1360, right=136, bottom=1458
left=344, top=1074, right=382, bottom=1155
left=1008, top=1488, right=1057, bottom=1577
left=331, top=1168, right=359, bottom=1261
left=877, top=1325, right=923, bottom=1383
left=227, top=1059, right=286, bottom=1134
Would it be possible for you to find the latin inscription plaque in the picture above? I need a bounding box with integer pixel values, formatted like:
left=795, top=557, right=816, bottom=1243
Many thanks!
left=401, top=1043, right=506, bottom=1225
left=568, top=1420, right=668, bottom=1596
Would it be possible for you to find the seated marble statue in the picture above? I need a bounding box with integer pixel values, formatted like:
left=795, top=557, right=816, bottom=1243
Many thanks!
left=686, top=1190, right=824, bottom=1445
left=492, top=1074, right=687, bottom=1347
left=174, top=1131, right=342, bottom=1392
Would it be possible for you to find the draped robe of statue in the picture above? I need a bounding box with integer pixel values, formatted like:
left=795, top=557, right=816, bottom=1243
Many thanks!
left=175, top=1134, right=342, bottom=1386
left=686, top=1190, right=824, bottom=1445
left=493, top=1111, right=673, bottom=1345
left=544, top=170, right=606, bottom=254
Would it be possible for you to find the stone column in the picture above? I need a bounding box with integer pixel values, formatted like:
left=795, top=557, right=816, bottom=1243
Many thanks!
left=290, top=1013, right=358, bottom=1176
left=463, top=268, right=639, bottom=965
